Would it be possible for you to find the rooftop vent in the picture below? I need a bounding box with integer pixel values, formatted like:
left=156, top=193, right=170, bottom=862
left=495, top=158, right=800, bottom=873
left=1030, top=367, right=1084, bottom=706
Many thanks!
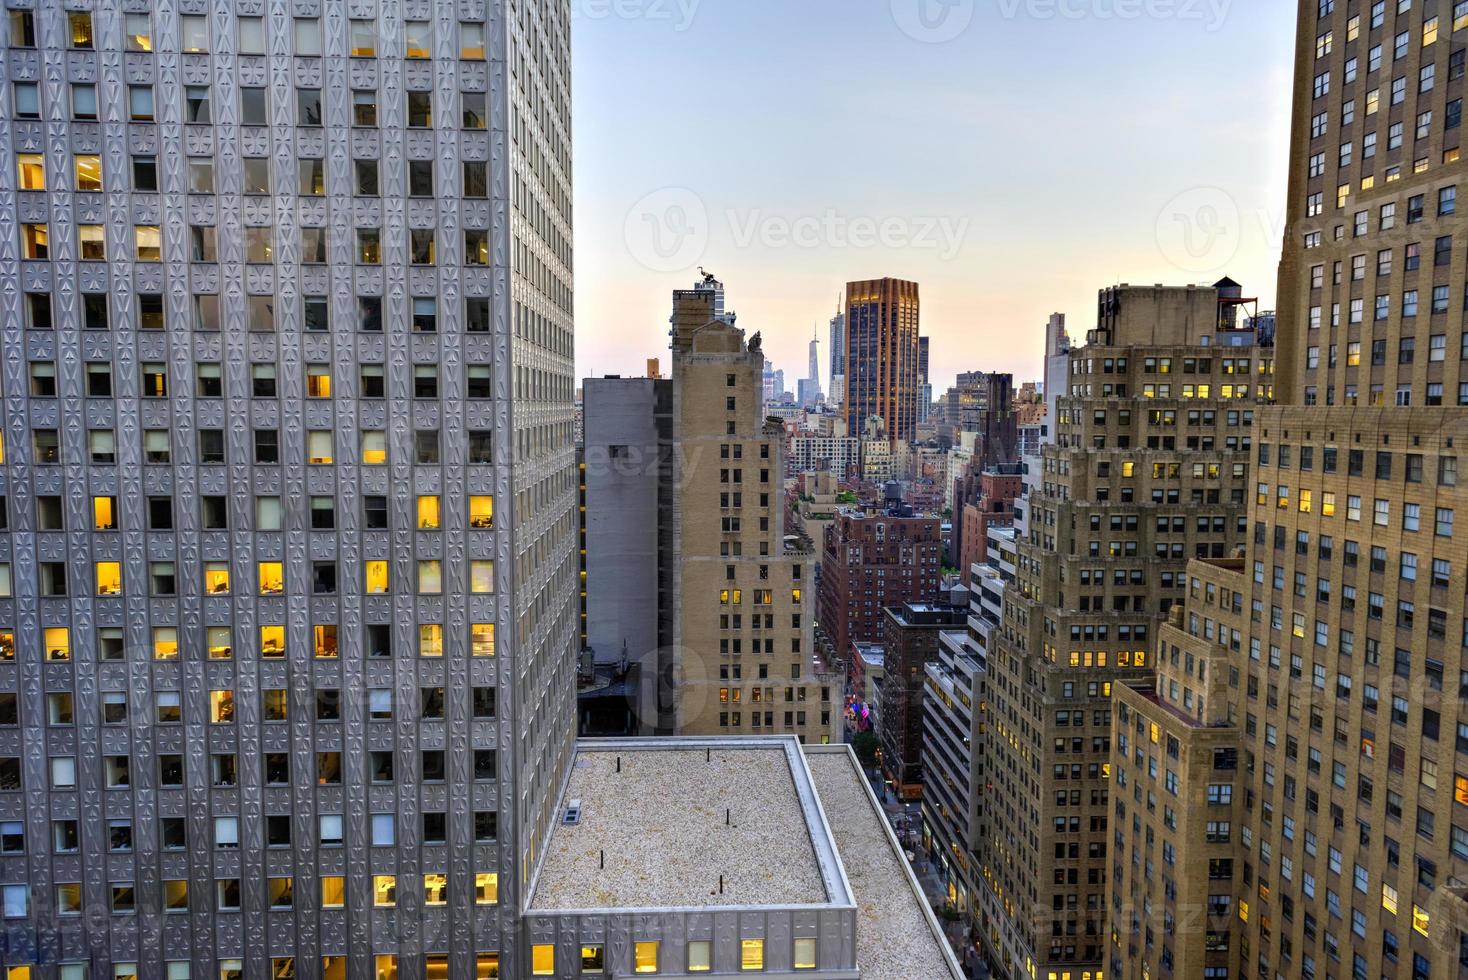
left=563, top=800, right=583, bottom=826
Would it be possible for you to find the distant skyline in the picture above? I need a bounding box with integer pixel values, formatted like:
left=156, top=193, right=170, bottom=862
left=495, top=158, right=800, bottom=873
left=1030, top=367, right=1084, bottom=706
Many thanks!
left=572, top=0, right=1295, bottom=394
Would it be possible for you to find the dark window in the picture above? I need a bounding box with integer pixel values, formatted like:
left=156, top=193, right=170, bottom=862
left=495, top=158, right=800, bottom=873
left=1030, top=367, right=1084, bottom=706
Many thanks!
left=365, top=624, right=391, bottom=659
left=364, top=496, right=388, bottom=529
left=254, top=429, right=279, bottom=464
left=199, top=430, right=225, bottom=464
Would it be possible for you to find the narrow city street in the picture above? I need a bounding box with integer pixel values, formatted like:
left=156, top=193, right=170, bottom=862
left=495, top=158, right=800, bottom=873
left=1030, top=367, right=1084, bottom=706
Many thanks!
left=861, top=767, right=990, bottom=980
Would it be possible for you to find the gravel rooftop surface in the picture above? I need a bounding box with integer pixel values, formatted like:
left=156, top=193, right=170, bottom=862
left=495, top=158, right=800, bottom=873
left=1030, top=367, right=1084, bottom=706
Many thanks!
left=805, top=750, right=963, bottom=980
left=530, top=746, right=828, bottom=909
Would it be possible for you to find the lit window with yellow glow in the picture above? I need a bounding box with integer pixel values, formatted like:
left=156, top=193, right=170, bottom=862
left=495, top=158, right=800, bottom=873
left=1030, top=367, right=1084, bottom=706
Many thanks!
left=207, top=627, right=232, bottom=660
left=740, top=939, right=764, bottom=970
left=93, top=495, right=117, bottom=530
left=472, top=623, right=496, bottom=657
left=405, top=21, right=431, bottom=58
left=22, top=223, right=48, bottom=259
left=374, top=955, right=397, bottom=980
left=135, top=225, right=161, bottom=261
left=44, top=627, right=70, bottom=661
left=419, top=624, right=443, bottom=658
left=210, top=690, right=235, bottom=724
left=260, top=625, right=286, bottom=658
left=1382, top=883, right=1398, bottom=914
left=474, top=873, right=497, bottom=905
left=475, top=955, right=498, bottom=979
left=531, top=946, right=554, bottom=976
left=792, top=589, right=802, bottom=604
left=349, top=20, right=376, bottom=56
left=258, top=561, right=284, bottom=595
left=68, top=11, right=93, bottom=47
left=205, top=563, right=230, bottom=594
left=362, top=431, right=387, bottom=465
left=1414, top=904, right=1429, bottom=936
left=153, top=627, right=178, bottom=660
left=16, top=154, right=43, bottom=190
left=314, top=625, right=338, bottom=659
left=1298, top=489, right=1312, bottom=514
left=95, top=562, right=121, bottom=596
left=75, top=155, right=101, bottom=191
left=470, top=561, right=496, bottom=594
left=423, top=874, right=447, bottom=906
left=373, top=875, right=396, bottom=907
left=461, top=22, right=486, bottom=59
left=306, top=367, right=331, bottom=398
left=417, top=495, right=441, bottom=529
left=321, top=876, right=345, bottom=908
left=469, top=495, right=494, bottom=528
left=307, top=431, right=333, bottom=464
left=634, top=942, right=658, bottom=974
left=365, top=561, right=389, bottom=594
left=793, top=938, right=816, bottom=969
left=1322, top=492, right=1336, bottom=517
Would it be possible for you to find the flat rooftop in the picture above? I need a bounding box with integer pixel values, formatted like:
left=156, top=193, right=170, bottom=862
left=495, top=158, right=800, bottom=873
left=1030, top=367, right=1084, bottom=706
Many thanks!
left=529, top=740, right=838, bottom=911
left=527, top=738, right=964, bottom=978
left=805, top=748, right=965, bottom=979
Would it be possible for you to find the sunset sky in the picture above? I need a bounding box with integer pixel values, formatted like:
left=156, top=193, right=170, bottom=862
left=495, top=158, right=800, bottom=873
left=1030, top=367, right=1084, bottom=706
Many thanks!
left=572, top=0, right=1297, bottom=393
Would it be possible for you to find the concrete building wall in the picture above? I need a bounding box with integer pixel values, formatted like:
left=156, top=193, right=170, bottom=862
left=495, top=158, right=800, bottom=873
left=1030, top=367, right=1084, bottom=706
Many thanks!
left=979, top=317, right=1269, bottom=980
left=1109, top=559, right=1246, bottom=980
left=583, top=377, right=673, bottom=731
left=1096, top=284, right=1230, bottom=348
left=0, top=0, right=578, bottom=975
left=877, top=605, right=968, bottom=798
left=922, top=623, right=988, bottom=933
left=670, top=283, right=836, bottom=743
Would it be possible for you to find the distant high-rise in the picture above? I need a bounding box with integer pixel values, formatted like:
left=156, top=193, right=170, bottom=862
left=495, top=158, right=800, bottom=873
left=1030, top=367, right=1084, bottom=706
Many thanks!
left=0, top=1, right=577, bottom=976
left=844, top=278, right=921, bottom=444
left=1042, top=312, right=1071, bottom=447
left=829, top=304, right=847, bottom=385
left=808, top=326, right=822, bottom=395
left=919, top=335, right=931, bottom=384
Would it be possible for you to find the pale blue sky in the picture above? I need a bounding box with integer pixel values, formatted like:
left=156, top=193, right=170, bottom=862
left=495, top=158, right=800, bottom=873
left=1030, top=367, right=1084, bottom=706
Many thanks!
left=572, top=0, right=1297, bottom=392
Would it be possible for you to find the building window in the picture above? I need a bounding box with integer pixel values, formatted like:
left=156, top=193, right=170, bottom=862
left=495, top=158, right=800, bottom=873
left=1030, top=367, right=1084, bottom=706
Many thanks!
left=634, top=942, right=659, bottom=974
